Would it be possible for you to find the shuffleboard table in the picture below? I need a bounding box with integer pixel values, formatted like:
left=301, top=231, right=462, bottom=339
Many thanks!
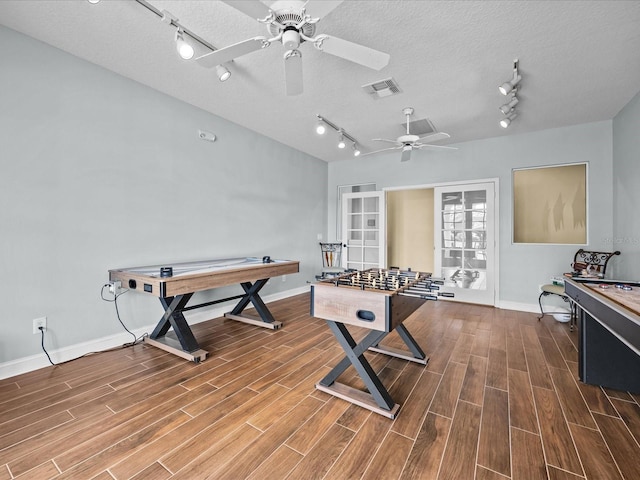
left=109, top=256, right=299, bottom=362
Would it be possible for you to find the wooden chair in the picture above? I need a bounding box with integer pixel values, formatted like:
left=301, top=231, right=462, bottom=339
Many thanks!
left=538, top=249, right=620, bottom=330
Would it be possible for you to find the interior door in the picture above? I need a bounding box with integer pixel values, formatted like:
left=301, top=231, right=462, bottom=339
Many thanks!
left=434, top=182, right=496, bottom=305
left=341, top=191, right=386, bottom=271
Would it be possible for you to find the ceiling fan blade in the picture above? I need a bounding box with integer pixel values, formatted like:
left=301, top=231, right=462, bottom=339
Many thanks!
left=372, top=138, right=401, bottom=145
left=418, top=132, right=451, bottom=143
left=315, top=35, right=390, bottom=70
left=221, top=0, right=273, bottom=21
left=400, top=147, right=413, bottom=162
left=359, top=146, right=402, bottom=157
left=284, top=50, right=303, bottom=96
left=303, top=0, right=344, bottom=20
left=196, top=37, right=266, bottom=67
left=415, top=143, right=459, bottom=151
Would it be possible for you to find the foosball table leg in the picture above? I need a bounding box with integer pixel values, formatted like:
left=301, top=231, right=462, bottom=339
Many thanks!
left=368, top=324, right=428, bottom=365
left=316, top=321, right=400, bottom=418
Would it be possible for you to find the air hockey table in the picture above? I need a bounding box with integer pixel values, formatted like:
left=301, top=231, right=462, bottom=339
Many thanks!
left=109, top=256, right=299, bottom=362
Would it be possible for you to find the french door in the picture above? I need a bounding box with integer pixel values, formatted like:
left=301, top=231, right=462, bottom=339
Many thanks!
left=434, top=182, right=496, bottom=305
left=341, top=191, right=385, bottom=271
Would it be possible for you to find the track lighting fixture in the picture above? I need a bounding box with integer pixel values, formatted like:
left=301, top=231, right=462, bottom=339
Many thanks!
left=497, top=59, right=521, bottom=128
left=500, top=112, right=517, bottom=128
left=175, top=29, right=195, bottom=60
left=315, top=119, right=327, bottom=135
left=216, top=64, right=231, bottom=82
left=499, top=96, right=519, bottom=115
left=315, top=115, right=362, bottom=156
left=125, top=2, right=231, bottom=84
left=498, top=59, right=521, bottom=95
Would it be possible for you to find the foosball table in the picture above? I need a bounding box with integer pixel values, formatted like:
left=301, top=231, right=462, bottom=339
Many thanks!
left=310, top=268, right=453, bottom=418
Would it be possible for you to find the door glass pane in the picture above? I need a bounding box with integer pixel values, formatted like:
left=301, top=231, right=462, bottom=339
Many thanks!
left=440, top=189, right=487, bottom=291
left=364, top=230, right=378, bottom=244
left=348, top=230, right=362, bottom=243
left=348, top=248, right=362, bottom=262
left=363, top=214, right=378, bottom=229
left=348, top=214, right=362, bottom=229
left=363, top=196, right=378, bottom=212
left=364, top=247, right=379, bottom=263
left=348, top=198, right=362, bottom=214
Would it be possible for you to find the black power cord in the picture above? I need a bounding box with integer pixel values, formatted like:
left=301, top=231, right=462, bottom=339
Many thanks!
left=101, top=284, right=147, bottom=347
left=34, top=286, right=149, bottom=368
left=39, top=326, right=54, bottom=365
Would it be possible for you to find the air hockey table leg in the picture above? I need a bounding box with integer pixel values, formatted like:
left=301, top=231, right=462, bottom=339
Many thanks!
left=224, top=279, right=283, bottom=329
left=145, top=293, right=207, bottom=363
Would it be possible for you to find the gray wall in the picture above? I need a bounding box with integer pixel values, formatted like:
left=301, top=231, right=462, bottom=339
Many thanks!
left=328, top=121, right=615, bottom=309
left=0, top=26, right=326, bottom=368
left=612, top=90, right=640, bottom=281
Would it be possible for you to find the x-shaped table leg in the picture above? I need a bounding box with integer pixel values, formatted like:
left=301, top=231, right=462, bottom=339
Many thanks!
left=224, top=279, right=282, bottom=329
left=317, top=320, right=429, bottom=418
left=145, top=293, right=207, bottom=362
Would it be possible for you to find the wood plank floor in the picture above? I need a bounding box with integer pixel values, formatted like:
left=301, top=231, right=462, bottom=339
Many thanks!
left=2, top=293, right=640, bottom=479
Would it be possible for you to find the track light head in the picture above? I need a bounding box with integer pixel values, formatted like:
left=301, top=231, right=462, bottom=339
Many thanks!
left=499, top=59, right=521, bottom=95
left=500, top=112, right=517, bottom=128
left=215, top=64, right=231, bottom=82
left=175, top=29, right=195, bottom=60
left=337, top=131, right=346, bottom=149
left=315, top=119, right=327, bottom=135
left=498, top=76, right=521, bottom=95
left=353, top=143, right=361, bottom=157
left=499, top=96, right=519, bottom=115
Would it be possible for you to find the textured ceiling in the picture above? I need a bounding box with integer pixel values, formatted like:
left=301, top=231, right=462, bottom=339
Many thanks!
left=1, top=0, right=640, bottom=162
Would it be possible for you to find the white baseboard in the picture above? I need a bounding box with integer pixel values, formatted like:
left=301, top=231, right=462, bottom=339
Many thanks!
left=0, top=285, right=310, bottom=381
left=496, top=300, right=541, bottom=314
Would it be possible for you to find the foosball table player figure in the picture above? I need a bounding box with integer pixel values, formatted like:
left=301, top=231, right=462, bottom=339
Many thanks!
left=310, top=268, right=453, bottom=418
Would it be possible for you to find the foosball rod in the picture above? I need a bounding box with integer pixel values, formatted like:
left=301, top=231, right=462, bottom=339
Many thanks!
left=399, top=291, right=455, bottom=299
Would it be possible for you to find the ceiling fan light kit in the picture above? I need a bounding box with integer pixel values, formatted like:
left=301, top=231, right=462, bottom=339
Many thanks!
left=498, top=59, right=521, bottom=128
left=195, top=0, right=390, bottom=95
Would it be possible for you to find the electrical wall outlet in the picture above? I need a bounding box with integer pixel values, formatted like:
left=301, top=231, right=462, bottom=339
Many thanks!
left=33, top=317, right=47, bottom=334
left=109, top=280, right=121, bottom=294
left=282, top=275, right=287, bottom=282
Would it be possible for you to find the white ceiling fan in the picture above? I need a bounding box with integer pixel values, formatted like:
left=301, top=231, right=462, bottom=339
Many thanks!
left=196, top=0, right=390, bottom=95
left=362, top=107, right=458, bottom=162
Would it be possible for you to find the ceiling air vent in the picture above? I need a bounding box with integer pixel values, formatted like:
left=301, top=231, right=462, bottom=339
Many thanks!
left=403, top=118, right=437, bottom=136
left=362, top=78, right=402, bottom=99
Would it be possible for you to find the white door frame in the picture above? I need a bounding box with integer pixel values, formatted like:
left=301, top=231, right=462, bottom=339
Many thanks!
left=384, top=178, right=500, bottom=305
left=341, top=191, right=386, bottom=270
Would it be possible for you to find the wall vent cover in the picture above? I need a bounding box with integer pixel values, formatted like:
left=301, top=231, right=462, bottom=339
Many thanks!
left=362, top=78, right=402, bottom=99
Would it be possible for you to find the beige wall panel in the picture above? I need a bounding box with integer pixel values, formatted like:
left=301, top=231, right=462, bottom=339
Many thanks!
left=387, top=189, right=434, bottom=272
